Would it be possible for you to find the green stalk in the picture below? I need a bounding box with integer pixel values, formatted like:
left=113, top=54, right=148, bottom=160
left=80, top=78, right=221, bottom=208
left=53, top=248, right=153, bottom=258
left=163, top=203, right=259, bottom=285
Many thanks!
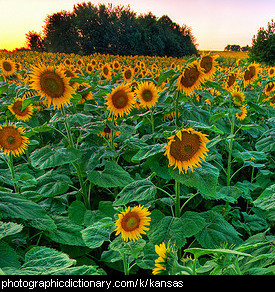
left=60, top=106, right=89, bottom=208
left=122, top=253, right=129, bottom=275
left=150, top=108, right=155, bottom=143
left=7, top=154, right=19, bottom=193
left=175, top=181, right=181, bottom=217
left=226, top=114, right=235, bottom=187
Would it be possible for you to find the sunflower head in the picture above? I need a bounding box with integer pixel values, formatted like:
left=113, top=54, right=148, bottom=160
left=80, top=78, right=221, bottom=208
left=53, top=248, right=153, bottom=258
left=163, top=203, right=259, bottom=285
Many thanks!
left=8, top=97, right=34, bottom=121
left=106, top=84, right=135, bottom=117
left=152, top=241, right=178, bottom=275
left=236, top=104, right=248, bottom=120
left=243, top=63, right=260, bottom=85
left=0, top=122, right=29, bottom=156
left=135, top=81, right=159, bottom=109
left=0, top=59, right=16, bottom=77
left=122, top=67, right=134, bottom=83
left=199, top=53, right=217, bottom=79
left=230, top=87, right=245, bottom=106
left=176, top=61, right=204, bottom=94
left=114, top=205, right=151, bottom=242
left=164, top=128, right=209, bottom=174
left=30, top=65, right=75, bottom=109
left=101, top=63, right=112, bottom=80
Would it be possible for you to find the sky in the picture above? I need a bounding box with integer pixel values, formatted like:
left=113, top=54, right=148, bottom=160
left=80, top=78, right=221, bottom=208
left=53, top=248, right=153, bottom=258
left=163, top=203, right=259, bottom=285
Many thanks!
left=0, top=0, right=274, bottom=51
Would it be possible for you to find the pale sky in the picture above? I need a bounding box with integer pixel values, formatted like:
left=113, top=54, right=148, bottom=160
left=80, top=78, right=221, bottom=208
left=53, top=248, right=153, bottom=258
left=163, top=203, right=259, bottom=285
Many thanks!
left=0, top=0, right=274, bottom=51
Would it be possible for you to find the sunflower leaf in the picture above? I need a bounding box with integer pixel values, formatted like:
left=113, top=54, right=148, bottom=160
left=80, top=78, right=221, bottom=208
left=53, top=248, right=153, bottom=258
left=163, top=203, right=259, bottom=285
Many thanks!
left=169, top=161, right=219, bottom=198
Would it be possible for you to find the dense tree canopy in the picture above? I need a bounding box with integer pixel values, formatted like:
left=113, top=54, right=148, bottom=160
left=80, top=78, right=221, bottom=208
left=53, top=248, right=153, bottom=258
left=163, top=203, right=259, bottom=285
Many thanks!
left=26, top=2, right=198, bottom=57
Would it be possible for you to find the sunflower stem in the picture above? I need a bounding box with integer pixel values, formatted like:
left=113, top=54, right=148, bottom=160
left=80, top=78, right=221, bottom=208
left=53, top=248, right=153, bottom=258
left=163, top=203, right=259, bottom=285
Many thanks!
left=122, top=253, right=129, bottom=275
left=226, top=112, right=235, bottom=187
left=174, top=180, right=181, bottom=217
left=7, top=153, right=19, bottom=193
left=60, top=106, right=89, bottom=208
left=150, top=108, right=156, bottom=143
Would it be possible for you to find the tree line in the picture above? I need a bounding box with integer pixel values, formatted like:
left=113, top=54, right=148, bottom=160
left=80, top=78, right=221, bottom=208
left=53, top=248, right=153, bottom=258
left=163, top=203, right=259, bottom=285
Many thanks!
left=26, top=2, right=198, bottom=57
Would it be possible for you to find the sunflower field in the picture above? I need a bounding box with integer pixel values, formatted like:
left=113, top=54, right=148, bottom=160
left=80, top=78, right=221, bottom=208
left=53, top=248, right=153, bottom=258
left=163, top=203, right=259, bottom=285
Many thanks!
left=0, top=49, right=274, bottom=276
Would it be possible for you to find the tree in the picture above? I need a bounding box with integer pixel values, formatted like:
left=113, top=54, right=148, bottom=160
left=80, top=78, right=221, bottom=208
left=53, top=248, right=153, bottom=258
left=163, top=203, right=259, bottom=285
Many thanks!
left=25, top=31, right=44, bottom=51
left=43, top=10, right=80, bottom=54
left=249, top=19, right=275, bottom=65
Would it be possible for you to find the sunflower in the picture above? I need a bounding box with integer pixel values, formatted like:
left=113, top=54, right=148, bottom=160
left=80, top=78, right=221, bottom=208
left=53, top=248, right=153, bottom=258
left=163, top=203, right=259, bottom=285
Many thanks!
left=236, top=104, right=247, bottom=120
left=224, top=72, right=237, bottom=89
left=100, top=119, right=120, bottom=139
left=0, top=59, right=16, bottom=77
left=134, top=81, right=159, bottom=109
left=243, top=63, right=260, bottom=86
left=268, top=67, right=275, bottom=78
left=114, top=205, right=151, bottom=242
left=76, top=83, right=93, bottom=103
left=112, top=60, right=121, bottom=71
left=230, top=87, right=245, bottom=106
left=199, top=53, right=217, bottom=79
left=122, top=67, right=134, bottom=83
left=164, top=128, right=209, bottom=174
left=101, top=63, right=112, bottom=80
left=176, top=61, right=204, bottom=94
left=264, top=81, right=275, bottom=95
left=152, top=242, right=168, bottom=275
left=106, top=84, right=135, bottom=117
left=8, top=97, right=34, bottom=121
left=0, top=122, right=29, bottom=156
left=30, top=65, right=75, bottom=109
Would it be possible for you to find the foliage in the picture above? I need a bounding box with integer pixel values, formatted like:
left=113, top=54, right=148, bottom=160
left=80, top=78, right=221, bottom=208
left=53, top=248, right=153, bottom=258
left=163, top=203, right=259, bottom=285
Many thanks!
left=26, top=2, right=198, bottom=57
left=0, top=49, right=274, bottom=276
left=249, top=19, right=275, bottom=65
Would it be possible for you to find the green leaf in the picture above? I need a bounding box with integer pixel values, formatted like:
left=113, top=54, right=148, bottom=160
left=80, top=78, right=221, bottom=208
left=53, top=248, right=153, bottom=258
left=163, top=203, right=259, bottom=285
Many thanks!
left=254, top=184, right=275, bottom=221
left=21, top=98, right=33, bottom=111
left=47, top=216, right=85, bottom=246
left=113, top=178, right=157, bottom=206
left=0, top=191, right=56, bottom=231
left=68, top=201, right=87, bottom=225
left=81, top=217, right=114, bottom=249
left=36, top=170, right=71, bottom=197
left=157, top=69, right=175, bottom=86
left=0, top=242, right=20, bottom=269
left=148, top=210, right=186, bottom=249
left=180, top=211, right=206, bottom=237
left=131, top=144, right=165, bottom=163
left=169, top=161, right=219, bottom=199
left=185, top=247, right=253, bottom=259
left=195, top=211, right=243, bottom=248
left=87, top=160, right=134, bottom=188
left=0, top=221, right=23, bottom=240
left=0, top=84, right=8, bottom=96
left=255, top=135, right=275, bottom=152
left=14, top=246, right=76, bottom=275
left=30, top=146, right=82, bottom=169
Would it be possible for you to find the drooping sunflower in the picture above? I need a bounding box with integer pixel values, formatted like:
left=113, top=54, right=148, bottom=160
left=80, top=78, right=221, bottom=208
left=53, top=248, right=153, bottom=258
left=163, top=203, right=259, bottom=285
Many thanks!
left=199, top=53, right=217, bottom=79
left=30, top=65, right=75, bottom=109
left=176, top=61, right=204, bottom=94
left=236, top=104, right=248, bottom=120
left=106, top=84, right=135, bottom=117
left=0, top=122, right=29, bottom=156
left=243, top=63, right=260, bottom=86
left=76, top=83, right=93, bottom=103
left=0, top=59, right=16, bottom=77
left=8, top=97, right=34, bottom=121
left=134, top=81, right=159, bottom=109
left=164, top=128, right=209, bottom=174
left=264, top=81, right=275, bottom=95
left=114, top=205, right=151, bottom=242
left=224, top=72, right=238, bottom=89
left=152, top=242, right=169, bottom=275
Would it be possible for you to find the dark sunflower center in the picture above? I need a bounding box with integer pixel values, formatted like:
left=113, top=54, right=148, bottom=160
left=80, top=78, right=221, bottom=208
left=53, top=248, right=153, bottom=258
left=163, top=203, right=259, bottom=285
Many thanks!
left=40, top=72, right=65, bottom=98
left=112, top=89, right=128, bottom=109
left=124, top=70, right=132, bottom=79
left=142, top=89, right=153, bottom=102
left=121, top=212, right=140, bottom=231
left=7, top=136, right=15, bottom=144
left=200, top=56, right=213, bottom=73
left=227, top=74, right=236, bottom=87
left=103, top=67, right=109, bottom=75
left=3, top=61, right=12, bottom=72
left=170, top=131, right=201, bottom=161
left=12, top=101, right=28, bottom=116
left=180, top=65, right=200, bottom=88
